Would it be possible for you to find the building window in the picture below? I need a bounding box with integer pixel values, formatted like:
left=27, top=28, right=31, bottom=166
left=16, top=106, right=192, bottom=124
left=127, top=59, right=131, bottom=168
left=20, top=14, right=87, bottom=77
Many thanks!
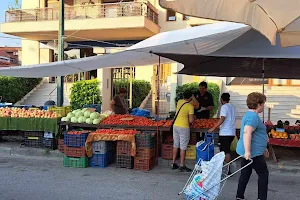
left=166, top=10, right=176, bottom=21
left=183, top=15, right=190, bottom=20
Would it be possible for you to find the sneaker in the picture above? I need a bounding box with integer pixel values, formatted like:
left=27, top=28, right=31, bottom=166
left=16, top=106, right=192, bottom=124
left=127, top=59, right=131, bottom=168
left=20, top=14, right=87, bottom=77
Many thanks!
left=172, top=163, right=179, bottom=170
left=179, top=166, right=192, bottom=172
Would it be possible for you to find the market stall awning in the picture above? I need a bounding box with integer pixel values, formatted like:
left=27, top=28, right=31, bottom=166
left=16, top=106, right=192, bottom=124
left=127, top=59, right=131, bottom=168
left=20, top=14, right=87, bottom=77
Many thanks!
left=159, top=0, right=300, bottom=47
left=153, top=28, right=300, bottom=79
left=0, top=22, right=250, bottom=77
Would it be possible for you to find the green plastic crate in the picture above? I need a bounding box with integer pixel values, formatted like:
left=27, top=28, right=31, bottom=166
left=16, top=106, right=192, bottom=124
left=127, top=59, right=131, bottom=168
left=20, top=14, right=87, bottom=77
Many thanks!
left=63, top=156, right=88, bottom=168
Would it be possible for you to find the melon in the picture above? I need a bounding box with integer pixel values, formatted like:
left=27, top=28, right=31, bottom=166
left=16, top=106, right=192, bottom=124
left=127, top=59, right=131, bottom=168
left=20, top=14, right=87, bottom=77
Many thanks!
left=78, top=116, right=87, bottom=123
left=84, top=111, right=91, bottom=118
left=67, top=112, right=75, bottom=119
left=90, top=112, right=100, bottom=120
left=75, top=111, right=84, bottom=118
left=61, top=117, right=69, bottom=122
left=86, top=118, right=93, bottom=124
left=93, top=118, right=101, bottom=124
left=70, top=117, right=78, bottom=123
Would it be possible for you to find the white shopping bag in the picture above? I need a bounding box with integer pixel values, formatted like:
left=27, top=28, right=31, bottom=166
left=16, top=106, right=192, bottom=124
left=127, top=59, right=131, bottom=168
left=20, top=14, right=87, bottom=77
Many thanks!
left=184, top=152, right=225, bottom=200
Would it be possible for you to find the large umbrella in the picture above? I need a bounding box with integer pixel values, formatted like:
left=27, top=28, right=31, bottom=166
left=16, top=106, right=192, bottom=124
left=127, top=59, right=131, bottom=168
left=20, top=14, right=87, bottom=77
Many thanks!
left=159, top=0, right=300, bottom=47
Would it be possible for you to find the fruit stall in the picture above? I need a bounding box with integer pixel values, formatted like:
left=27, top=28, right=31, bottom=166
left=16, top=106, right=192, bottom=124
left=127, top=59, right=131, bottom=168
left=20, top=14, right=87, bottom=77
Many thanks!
left=267, top=123, right=300, bottom=163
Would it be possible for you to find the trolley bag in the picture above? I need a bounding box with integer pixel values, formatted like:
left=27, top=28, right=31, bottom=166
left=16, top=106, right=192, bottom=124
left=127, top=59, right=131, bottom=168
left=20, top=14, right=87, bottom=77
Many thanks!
left=196, top=133, right=214, bottom=162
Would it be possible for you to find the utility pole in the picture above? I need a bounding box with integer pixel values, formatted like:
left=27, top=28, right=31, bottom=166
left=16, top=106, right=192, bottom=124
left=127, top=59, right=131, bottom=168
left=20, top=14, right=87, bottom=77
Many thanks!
left=57, top=0, right=65, bottom=107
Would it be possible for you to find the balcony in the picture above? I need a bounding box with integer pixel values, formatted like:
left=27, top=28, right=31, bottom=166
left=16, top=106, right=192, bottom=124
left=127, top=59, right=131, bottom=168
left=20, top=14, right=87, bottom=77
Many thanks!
left=1, top=2, right=160, bottom=41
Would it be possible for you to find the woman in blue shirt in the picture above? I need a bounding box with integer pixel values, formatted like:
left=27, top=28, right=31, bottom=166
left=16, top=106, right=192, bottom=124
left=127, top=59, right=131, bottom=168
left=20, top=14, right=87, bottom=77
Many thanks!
left=236, top=92, right=269, bottom=200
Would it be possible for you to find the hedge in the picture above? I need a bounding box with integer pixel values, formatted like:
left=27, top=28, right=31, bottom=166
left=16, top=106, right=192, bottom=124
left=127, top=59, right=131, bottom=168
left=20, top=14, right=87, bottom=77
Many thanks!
left=175, top=82, right=221, bottom=117
left=113, top=80, right=151, bottom=108
left=70, top=79, right=101, bottom=110
left=0, top=76, right=41, bottom=103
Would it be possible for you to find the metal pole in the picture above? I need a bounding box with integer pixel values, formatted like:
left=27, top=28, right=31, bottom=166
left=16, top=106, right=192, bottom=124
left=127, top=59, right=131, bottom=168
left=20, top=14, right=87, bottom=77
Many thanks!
left=262, top=58, right=265, bottom=122
left=157, top=56, right=161, bottom=119
left=129, top=66, right=133, bottom=108
left=57, top=0, right=65, bottom=107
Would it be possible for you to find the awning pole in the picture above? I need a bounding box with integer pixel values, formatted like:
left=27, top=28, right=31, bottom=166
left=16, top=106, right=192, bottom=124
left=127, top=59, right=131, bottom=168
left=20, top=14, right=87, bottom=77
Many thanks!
left=262, top=58, right=265, bottom=122
left=157, top=56, right=161, bottom=119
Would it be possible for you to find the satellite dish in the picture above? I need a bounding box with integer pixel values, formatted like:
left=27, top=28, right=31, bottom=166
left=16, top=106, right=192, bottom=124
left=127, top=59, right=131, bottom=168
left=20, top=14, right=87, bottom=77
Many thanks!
left=46, top=40, right=68, bottom=50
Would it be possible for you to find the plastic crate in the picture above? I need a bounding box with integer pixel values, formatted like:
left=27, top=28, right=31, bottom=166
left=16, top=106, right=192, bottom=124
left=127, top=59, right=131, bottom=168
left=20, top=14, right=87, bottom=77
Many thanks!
left=134, top=157, right=155, bottom=171
left=42, top=138, right=57, bottom=150
left=189, top=132, right=197, bottom=145
left=64, top=146, right=86, bottom=157
left=116, top=141, right=131, bottom=156
left=116, top=155, right=133, bottom=169
left=63, top=156, right=88, bottom=168
left=58, top=139, right=64, bottom=153
left=24, top=131, right=44, bottom=138
left=25, top=137, right=43, bottom=148
left=48, top=107, right=66, bottom=117
left=89, top=151, right=115, bottom=168
left=186, top=145, right=196, bottom=160
left=135, top=132, right=156, bottom=148
left=64, top=133, right=89, bottom=147
left=92, top=141, right=115, bottom=154
left=136, top=147, right=155, bottom=159
left=161, top=144, right=173, bottom=160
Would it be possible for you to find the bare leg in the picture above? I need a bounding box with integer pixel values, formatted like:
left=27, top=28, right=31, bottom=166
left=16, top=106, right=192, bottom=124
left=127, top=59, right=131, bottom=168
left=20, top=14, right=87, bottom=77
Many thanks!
left=225, top=153, right=232, bottom=163
left=180, top=149, right=186, bottom=166
left=172, top=147, right=179, bottom=164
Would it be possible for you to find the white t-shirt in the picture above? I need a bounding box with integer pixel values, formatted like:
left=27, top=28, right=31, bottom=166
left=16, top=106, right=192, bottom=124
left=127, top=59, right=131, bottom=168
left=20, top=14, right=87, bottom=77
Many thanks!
left=219, top=103, right=236, bottom=136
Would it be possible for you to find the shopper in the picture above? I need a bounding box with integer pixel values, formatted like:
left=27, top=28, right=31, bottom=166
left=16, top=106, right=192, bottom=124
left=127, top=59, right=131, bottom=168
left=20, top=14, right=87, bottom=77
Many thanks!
left=172, top=90, right=195, bottom=172
left=236, top=92, right=269, bottom=200
left=194, top=81, right=214, bottom=119
left=110, top=88, right=129, bottom=114
left=208, top=93, right=236, bottom=164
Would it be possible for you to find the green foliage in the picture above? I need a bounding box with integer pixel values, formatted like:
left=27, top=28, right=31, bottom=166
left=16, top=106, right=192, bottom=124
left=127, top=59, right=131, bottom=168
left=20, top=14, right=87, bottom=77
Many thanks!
left=175, top=82, right=221, bottom=117
left=0, top=77, right=41, bottom=103
left=113, top=80, right=151, bottom=108
left=70, top=79, right=101, bottom=110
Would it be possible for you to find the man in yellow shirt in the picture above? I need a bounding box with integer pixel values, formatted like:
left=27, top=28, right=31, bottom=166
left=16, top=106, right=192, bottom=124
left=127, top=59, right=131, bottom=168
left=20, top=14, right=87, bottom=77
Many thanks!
left=172, top=90, right=195, bottom=172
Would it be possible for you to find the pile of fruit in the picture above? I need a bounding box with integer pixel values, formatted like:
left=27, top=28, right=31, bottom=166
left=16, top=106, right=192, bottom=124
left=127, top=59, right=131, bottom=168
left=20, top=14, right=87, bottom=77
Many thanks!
left=289, top=134, right=300, bottom=141
left=268, top=129, right=288, bottom=139
left=93, top=129, right=138, bottom=135
left=67, top=130, right=89, bottom=135
left=0, top=107, right=60, bottom=118
left=61, top=108, right=108, bottom=125
left=191, top=119, right=219, bottom=129
left=101, top=114, right=158, bottom=126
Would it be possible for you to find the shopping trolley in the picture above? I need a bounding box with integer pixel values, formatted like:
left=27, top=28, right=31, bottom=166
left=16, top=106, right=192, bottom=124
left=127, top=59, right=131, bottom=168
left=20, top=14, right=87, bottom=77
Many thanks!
left=179, top=153, right=253, bottom=200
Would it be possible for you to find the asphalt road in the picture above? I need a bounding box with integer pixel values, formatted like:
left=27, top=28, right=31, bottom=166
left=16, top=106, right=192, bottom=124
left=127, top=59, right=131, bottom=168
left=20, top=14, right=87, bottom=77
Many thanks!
left=0, top=155, right=299, bottom=200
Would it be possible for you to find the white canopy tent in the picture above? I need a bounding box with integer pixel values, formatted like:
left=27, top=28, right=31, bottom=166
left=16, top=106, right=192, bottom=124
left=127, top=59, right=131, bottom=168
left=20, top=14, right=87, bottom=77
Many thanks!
left=0, top=22, right=251, bottom=77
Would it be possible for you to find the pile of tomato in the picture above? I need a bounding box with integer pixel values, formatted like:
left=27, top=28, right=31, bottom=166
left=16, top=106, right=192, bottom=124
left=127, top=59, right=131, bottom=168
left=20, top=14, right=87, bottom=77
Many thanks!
left=162, top=120, right=173, bottom=127
left=94, top=129, right=138, bottom=135
left=101, top=114, right=158, bottom=126
left=67, top=130, right=89, bottom=135
left=191, top=119, right=219, bottom=129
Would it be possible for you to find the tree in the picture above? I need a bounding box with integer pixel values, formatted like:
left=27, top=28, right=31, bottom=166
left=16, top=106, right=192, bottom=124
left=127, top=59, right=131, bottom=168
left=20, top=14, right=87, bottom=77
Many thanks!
left=8, top=0, right=21, bottom=10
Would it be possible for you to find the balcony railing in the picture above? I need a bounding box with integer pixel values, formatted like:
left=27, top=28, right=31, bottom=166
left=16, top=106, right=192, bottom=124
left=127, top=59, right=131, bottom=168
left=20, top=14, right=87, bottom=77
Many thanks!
left=5, top=2, right=158, bottom=24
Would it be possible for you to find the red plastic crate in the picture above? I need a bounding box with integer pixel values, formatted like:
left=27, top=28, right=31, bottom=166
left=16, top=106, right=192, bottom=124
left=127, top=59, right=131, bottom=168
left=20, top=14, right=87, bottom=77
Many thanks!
left=58, top=139, right=64, bottom=153
left=136, top=147, right=155, bottom=159
left=134, top=157, right=155, bottom=171
left=161, top=144, right=173, bottom=160
left=64, top=146, right=86, bottom=157
left=116, top=141, right=131, bottom=156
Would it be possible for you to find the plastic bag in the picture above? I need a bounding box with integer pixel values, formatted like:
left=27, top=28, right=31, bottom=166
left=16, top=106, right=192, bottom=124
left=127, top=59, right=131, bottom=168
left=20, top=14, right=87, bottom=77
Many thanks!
left=230, top=136, right=238, bottom=152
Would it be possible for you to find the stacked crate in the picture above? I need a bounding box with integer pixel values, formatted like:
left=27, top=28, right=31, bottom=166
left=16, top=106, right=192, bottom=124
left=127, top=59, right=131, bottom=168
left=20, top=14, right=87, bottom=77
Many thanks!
left=161, top=132, right=173, bottom=160
left=24, top=131, right=44, bottom=148
left=116, top=141, right=133, bottom=169
left=63, top=132, right=89, bottom=168
left=186, top=145, right=196, bottom=160
left=89, top=141, right=116, bottom=168
left=134, top=132, right=156, bottom=171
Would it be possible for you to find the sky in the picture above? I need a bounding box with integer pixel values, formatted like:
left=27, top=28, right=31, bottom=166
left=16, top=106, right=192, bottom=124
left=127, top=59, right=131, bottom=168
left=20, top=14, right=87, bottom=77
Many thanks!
left=0, top=0, right=21, bottom=47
